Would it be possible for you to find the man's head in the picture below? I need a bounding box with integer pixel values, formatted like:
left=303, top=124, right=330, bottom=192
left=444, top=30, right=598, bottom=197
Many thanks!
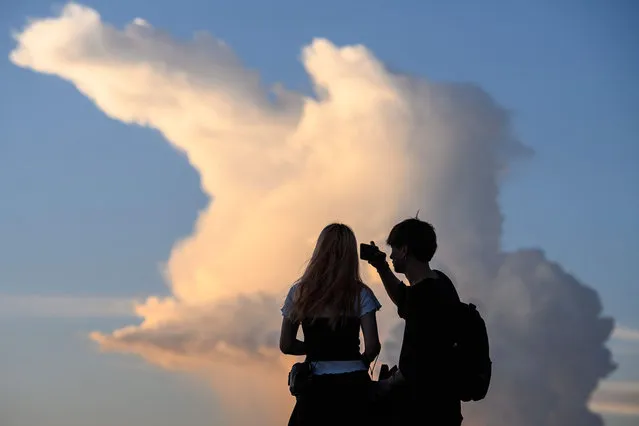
left=386, top=218, right=437, bottom=273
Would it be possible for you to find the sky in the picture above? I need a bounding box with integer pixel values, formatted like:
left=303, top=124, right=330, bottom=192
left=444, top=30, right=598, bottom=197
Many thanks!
left=0, top=1, right=637, bottom=425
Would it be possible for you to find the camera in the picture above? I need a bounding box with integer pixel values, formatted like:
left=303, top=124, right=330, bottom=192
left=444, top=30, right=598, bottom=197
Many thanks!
left=359, top=243, right=379, bottom=261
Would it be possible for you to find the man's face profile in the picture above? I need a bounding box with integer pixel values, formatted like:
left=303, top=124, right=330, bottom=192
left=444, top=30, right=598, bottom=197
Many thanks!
left=390, top=245, right=407, bottom=273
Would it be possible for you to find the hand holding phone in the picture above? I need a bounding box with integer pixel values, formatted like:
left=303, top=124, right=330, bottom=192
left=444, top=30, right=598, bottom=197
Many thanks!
left=360, top=241, right=387, bottom=267
left=359, top=242, right=378, bottom=261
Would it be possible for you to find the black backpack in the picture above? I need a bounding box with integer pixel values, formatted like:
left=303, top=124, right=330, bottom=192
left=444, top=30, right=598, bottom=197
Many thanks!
left=454, top=302, right=492, bottom=402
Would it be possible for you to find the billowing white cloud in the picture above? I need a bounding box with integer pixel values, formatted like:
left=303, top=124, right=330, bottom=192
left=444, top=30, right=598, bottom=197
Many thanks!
left=10, top=3, right=620, bottom=425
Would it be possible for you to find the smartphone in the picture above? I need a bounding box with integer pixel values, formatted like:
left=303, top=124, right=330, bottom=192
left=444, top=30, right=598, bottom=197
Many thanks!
left=360, top=243, right=378, bottom=261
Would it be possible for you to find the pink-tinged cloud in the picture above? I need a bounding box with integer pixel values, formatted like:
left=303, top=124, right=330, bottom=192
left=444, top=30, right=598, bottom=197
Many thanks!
left=613, top=325, right=639, bottom=342
left=590, top=381, right=639, bottom=417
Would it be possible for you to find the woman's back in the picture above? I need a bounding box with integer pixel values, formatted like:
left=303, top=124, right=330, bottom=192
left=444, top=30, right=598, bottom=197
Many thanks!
left=302, top=316, right=361, bottom=361
left=282, top=283, right=381, bottom=374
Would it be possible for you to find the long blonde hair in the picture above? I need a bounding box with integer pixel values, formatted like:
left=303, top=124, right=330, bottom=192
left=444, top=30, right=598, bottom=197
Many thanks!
left=290, top=223, right=364, bottom=327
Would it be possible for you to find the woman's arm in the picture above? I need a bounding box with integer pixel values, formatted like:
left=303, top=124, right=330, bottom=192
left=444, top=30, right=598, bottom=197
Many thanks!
left=279, top=317, right=306, bottom=355
left=360, top=310, right=381, bottom=365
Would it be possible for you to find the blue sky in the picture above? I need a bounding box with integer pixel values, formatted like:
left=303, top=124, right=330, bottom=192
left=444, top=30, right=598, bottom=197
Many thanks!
left=0, top=1, right=637, bottom=425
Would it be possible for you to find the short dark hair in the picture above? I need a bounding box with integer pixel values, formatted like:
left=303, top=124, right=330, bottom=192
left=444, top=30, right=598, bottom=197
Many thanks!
left=386, top=218, right=437, bottom=263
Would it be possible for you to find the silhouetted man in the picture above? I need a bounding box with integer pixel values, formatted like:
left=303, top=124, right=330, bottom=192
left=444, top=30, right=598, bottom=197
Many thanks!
left=367, top=218, right=463, bottom=426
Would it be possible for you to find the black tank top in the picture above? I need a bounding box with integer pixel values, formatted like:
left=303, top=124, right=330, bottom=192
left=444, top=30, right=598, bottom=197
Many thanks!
left=302, top=317, right=362, bottom=362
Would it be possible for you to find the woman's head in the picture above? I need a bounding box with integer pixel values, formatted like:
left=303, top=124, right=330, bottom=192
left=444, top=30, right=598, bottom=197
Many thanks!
left=310, top=223, right=360, bottom=271
left=290, top=223, right=363, bottom=324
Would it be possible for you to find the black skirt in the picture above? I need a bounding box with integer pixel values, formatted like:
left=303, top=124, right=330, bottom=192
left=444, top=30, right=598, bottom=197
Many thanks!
left=288, top=370, right=374, bottom=426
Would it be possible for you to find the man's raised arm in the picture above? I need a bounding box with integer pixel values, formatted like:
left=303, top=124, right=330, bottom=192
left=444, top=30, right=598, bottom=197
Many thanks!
left=367, top=244, right=407, bottom=307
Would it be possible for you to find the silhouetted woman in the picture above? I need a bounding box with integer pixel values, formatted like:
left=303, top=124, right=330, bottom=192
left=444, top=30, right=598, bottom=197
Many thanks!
left=280, top=223, right=382, bottom=426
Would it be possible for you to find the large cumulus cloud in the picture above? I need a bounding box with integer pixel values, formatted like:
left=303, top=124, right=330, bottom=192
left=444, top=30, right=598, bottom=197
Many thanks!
left=10, top=3, right=618, bottom=425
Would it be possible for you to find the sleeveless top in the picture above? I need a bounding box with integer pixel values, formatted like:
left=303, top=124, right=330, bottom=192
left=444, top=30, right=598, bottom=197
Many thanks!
left=281, top=283, right=381, bottom=375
